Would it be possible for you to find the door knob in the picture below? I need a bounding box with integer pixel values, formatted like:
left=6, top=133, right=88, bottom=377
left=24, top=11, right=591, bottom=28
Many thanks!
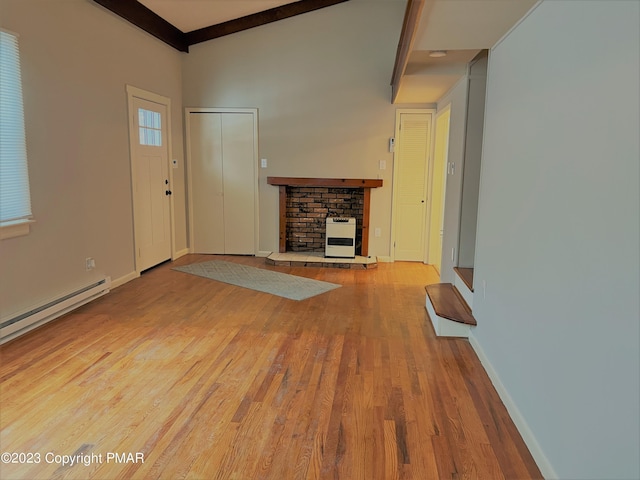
left=165, top=190, right=172, bottom=196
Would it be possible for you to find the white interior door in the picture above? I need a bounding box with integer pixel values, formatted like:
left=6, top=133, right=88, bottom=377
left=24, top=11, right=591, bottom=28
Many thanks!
left=131, top=96, right=172, bottom=271
left=393, top=112, right=432, bottom=261
left=187, top=110, right=257, bottom=255
left=429, top=106, right=450, bottom=274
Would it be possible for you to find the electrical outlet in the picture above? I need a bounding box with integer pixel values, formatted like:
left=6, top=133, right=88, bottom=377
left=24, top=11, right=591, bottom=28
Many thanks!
left=85, top=257, right=95, bottom=271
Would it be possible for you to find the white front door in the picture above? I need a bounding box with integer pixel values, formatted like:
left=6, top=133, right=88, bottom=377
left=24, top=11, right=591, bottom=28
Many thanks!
left=393, top=111, right=432, bottom=261
left=130, top=96, right=172, bottom=271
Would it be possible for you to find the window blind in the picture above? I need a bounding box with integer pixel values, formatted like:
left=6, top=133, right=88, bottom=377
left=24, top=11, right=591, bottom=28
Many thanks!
left=0, top=29, right=32, bottom=224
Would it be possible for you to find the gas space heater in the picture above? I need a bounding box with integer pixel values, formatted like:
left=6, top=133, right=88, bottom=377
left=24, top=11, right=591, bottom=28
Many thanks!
left=325, top=217, right=356, bottom=258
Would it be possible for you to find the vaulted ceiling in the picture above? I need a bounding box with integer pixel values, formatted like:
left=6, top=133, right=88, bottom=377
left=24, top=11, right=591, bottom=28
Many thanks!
left=93, top=0, right=348, bottom=51
left=93, top=0, right=537, bottom=103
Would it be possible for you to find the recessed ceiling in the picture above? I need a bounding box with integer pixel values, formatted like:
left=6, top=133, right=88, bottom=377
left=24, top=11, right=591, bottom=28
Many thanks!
left=405, top=49, right=480, bottom=76
left=395, top=0, right=538, bottom=103
left=138, top=0, right=296, bottom=32
left=394, top=49, right=480, bottom=103
left=414, top=0, right=539, bottom=51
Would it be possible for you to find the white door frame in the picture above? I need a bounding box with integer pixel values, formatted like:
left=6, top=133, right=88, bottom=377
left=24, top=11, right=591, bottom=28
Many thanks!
left=390, top=108, right=436, bottom=262
left=428, top=103, right=451, bottom=269
left=185, top=108, right=259, bottom=255
left=126, top=85, right=176, bottom=274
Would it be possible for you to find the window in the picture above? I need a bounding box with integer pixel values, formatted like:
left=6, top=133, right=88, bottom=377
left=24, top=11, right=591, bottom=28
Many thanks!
left=0, top=29, right=33, bottom=239
left=138, top=108, right=162, bottom=146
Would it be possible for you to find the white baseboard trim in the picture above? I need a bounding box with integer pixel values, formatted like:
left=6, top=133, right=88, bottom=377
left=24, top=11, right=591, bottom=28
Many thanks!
left=174, top=248, right=190, bottom=259
left=468, top=333, right=557, bottom=480
left=376, top=256, right=393, bottom=263
left=111, top=271, right=140, bottom=290
left=257, top=251, right=272, bottom=258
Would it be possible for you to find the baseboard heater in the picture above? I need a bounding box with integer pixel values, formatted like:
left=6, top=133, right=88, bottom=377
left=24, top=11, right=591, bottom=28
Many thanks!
left=0, top=277, right=111, bottom=345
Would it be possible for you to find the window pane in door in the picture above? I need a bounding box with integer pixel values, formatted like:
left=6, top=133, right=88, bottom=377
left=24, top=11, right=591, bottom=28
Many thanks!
left=138, top=108, right=162, bottom=146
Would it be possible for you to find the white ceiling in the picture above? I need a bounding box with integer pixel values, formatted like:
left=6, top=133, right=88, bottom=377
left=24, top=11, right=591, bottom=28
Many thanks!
left=136, top=0, right=538, bottom=103
left=414, top=0, right=539, bottom=51
left=138, top=0, right=295, bottom=32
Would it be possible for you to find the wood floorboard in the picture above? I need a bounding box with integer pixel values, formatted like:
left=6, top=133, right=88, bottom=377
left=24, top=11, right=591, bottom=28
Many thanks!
left=0, top=254, right=542, bottom=479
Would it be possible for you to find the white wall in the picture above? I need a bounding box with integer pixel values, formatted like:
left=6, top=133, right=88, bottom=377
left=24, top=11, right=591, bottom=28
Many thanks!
left=0, top=0, right=187, bottom=320
left=457, top=52, right=487, bottom=269
left=436, top=77, right=468, bottom=282
left=473, top=1, right=640, bottom=478
left=182, top=0, right=433, bottom=257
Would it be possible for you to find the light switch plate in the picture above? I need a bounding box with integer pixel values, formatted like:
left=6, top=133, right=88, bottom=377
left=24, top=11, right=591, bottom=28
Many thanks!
left=261, top=158, right=267, bottom=168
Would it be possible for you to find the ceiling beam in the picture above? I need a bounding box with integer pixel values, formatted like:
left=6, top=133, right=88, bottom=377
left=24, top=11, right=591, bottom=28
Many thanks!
left=390, top=0, right=425, bottom=103
left=93, top=0, right=189, bottom=52
left=93, top=0, right=351, bottom=52
left=185, top=0, right=350, bottom=46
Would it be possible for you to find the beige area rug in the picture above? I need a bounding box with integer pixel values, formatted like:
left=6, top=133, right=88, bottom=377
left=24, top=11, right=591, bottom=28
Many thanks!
left=173, top=260, right=341, bottom=301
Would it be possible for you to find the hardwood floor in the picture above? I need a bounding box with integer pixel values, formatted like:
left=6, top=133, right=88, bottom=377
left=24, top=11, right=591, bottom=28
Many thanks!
left=0, top=255, right=542, bottom=480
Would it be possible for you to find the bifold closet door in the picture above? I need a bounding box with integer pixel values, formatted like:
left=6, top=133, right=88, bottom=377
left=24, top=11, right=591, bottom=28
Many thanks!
left=220, top=113, right=255, bottom=254
left=189, top=112, right=255, bottom=254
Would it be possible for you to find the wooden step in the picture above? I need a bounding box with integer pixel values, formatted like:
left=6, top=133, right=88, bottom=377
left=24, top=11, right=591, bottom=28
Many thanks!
left=453, top=267, right=474, bottom=292
left=425, top=283, right=477, bottom=326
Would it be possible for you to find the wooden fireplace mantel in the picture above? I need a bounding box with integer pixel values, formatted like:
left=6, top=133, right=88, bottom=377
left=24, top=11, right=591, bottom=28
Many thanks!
left=267, top=177, right=383, bottom=188
left=267, top=177, right=383, bottom=257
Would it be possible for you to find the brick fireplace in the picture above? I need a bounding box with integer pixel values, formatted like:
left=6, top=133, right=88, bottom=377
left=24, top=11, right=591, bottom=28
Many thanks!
left=267, top=177, right=383, bottom=257
left=286, top=186, right=364, bottom=254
